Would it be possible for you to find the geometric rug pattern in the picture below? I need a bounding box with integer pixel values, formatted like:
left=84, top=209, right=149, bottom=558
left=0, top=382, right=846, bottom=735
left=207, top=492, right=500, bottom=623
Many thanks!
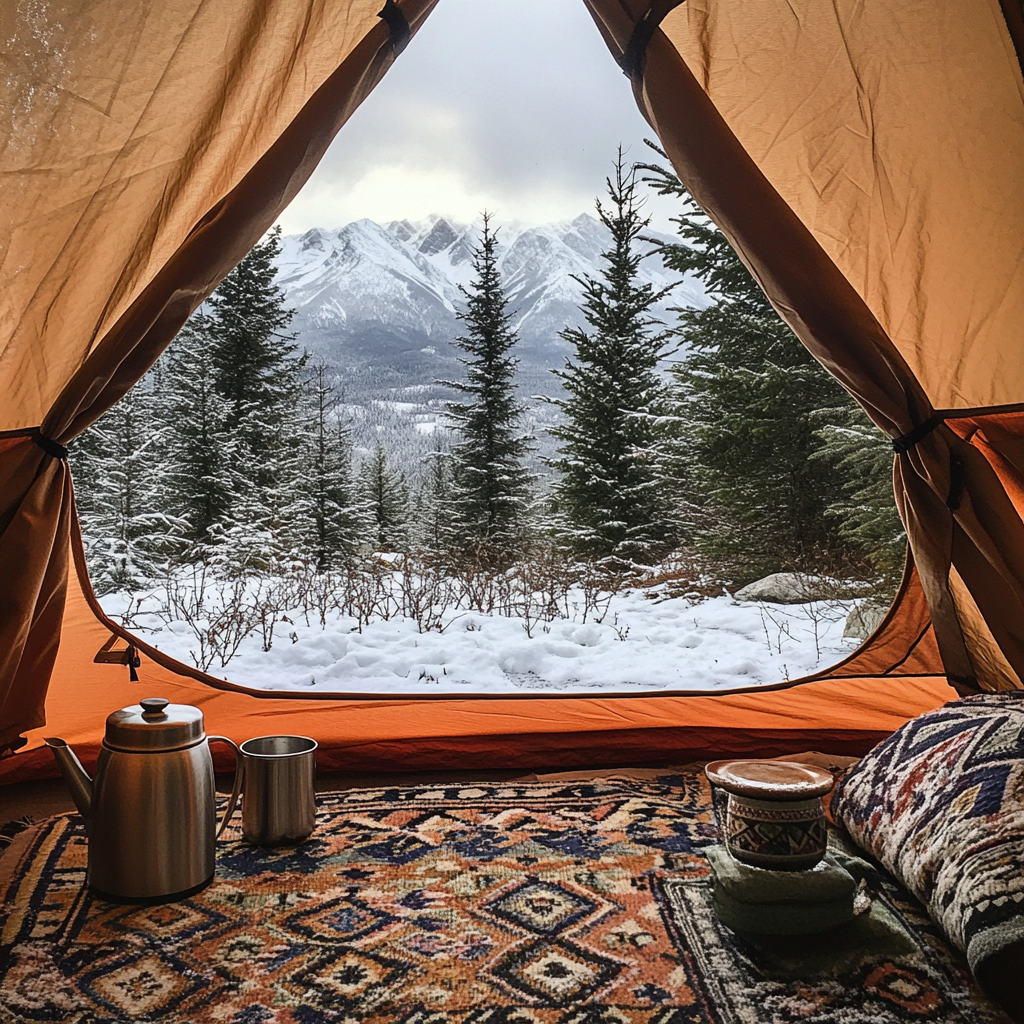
left=0, top=774, right=1008, bottom=1023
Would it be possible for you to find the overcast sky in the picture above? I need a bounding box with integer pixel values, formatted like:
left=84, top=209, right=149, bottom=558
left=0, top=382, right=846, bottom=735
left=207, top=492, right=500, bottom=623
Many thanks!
left=278, top=0, right=679, bottom=234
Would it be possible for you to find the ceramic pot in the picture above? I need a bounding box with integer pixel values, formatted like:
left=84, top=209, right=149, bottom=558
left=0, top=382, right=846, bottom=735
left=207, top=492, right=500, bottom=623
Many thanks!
left=725, top=792, right=828, bottom=871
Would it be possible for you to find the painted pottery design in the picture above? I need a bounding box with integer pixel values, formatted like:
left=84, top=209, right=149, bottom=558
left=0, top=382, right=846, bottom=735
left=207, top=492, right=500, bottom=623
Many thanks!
left=705, top=760, right=835, bottom=872
left=725, top=793, right=828, bottom=871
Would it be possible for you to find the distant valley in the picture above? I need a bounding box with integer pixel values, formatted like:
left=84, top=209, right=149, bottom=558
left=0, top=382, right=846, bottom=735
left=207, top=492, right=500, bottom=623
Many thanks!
left=275, top=213, right=706, bottom=473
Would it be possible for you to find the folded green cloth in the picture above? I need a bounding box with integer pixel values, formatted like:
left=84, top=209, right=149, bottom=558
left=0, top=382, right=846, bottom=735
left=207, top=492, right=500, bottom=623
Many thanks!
left=708, top=846, right=857, bottom=936
left=708, top=845, right=857, bottom=903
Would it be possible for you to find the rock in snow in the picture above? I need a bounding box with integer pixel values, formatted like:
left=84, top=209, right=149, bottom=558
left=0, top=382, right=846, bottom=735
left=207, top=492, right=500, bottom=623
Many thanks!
left=843, top=600, right=889, bottom=640
left=733, top=573, right=837, bottom=604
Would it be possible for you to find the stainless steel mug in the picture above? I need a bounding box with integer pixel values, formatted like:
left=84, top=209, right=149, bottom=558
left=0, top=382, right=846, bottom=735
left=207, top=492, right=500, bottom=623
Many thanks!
left=240, top=735, right=317, bottom=845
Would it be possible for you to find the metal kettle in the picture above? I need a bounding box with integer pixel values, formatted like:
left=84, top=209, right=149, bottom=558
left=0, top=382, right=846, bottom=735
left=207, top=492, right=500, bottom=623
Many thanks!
left=45, top=697, right=243, bottom=904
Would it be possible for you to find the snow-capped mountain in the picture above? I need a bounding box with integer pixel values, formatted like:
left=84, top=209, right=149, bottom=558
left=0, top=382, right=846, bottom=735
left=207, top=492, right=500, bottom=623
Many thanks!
left=276, top=213, right=705, bottom=402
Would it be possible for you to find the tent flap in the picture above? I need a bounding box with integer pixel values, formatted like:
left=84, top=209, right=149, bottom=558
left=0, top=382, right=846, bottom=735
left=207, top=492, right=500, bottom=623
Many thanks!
left=0, top=0, right=438, bottom=749
left=585, top=0, right=1024, bottom=695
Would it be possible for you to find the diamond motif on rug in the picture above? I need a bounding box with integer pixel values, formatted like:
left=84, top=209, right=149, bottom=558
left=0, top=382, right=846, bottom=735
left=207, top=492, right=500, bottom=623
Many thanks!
left=483, top=879, right=598, bottom=936
left=285, top=891, right=399, bottom=944
left=74, top=943, right=206, bottom=1018
left=487, top=938, right=624, bottom=1004
left=84, top=895, right=228, bottom=949
left=283, top=946, right=407, bottom=1007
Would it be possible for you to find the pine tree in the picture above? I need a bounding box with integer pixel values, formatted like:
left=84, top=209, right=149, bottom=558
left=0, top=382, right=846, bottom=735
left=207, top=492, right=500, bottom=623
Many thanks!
left=297, top=362, right=369, bottom=569
left=209, top=226, right=301, bottom=441
left=547, top=151, right=678, bottom=566
left=202, top=224, right=308, bottom=573
left=413, top=439, right=457, bottom=557
left=639, top=145, right=875, bottom=580
left=359, top=446, right=410, bottom=552
left=815, top=407, right=906, bottom=588
left=71, top=383, right=181, bottom=593
left=441, top=214, right=532, bottom=560
left=158, top=317, right=237, bottom=555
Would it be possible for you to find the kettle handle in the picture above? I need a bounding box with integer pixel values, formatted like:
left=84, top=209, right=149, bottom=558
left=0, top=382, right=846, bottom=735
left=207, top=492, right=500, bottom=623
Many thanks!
left=208, top=736, right=244, bottom=839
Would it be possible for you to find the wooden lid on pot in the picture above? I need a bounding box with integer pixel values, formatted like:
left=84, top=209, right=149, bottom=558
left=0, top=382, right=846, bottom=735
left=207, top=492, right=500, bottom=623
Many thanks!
left=704, top=759, right=835, bottom=800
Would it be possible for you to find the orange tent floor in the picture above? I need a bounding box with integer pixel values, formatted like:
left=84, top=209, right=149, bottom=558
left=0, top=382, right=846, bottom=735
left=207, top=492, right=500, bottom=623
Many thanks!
left=0, top=564, right=958, bottom=785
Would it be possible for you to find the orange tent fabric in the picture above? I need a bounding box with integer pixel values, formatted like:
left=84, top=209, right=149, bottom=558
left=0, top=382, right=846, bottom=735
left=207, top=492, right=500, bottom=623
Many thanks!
left=0, top=0, right=437, bottom=748
left=1, top=0, right=1021, bottom=775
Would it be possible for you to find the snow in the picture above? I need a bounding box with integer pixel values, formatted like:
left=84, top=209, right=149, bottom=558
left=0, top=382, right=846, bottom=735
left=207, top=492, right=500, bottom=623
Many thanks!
left=101, top=583, right=862, bottom=696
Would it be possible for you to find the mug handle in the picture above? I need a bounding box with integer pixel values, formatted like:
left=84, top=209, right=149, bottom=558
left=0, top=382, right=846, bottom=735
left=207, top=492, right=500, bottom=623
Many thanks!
left=208, top=736, right=244, bottom=839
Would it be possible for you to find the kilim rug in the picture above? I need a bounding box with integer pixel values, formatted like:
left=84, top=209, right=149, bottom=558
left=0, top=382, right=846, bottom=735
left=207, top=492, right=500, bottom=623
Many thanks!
left=0, top=774, right=1009, bottom=1023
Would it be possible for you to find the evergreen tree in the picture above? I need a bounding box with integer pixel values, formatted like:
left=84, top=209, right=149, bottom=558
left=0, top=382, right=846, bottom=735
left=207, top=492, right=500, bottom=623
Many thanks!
left=209, top=225, right=301, bottom=442
left=359, top=446, right=410, bottom=552
left=815, top=407, right=906, bottom=588
left=202, top=225, right=307, bottom=573
left=639, top=145, right=879, bottom=580
left=413, top=439, right=457, bottom=557
left=71, top=384, right=181, bottom=593
left=547, top=151, right=678, bottom=565
left=297, top=362, right=368, bottom=569
left=158, top=318, right=237, bottom=554
left=441, top=214, right=532, bottom=559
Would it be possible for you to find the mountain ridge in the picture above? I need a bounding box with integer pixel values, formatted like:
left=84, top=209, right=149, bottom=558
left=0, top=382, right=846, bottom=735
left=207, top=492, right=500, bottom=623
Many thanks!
left=275, top=213, right=705, bottom=402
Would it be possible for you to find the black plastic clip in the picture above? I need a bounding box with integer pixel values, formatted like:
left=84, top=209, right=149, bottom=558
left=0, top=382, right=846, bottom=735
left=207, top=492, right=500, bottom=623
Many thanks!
left=96, top=635, right=141, bottom=680
left=618, top=0, right=686, bottom=82
left=892, top=413, right=946, bottom=454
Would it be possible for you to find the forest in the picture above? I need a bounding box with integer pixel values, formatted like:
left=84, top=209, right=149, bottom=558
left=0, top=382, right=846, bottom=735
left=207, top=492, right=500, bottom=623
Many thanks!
left=71, top=150, right=905, bottom=689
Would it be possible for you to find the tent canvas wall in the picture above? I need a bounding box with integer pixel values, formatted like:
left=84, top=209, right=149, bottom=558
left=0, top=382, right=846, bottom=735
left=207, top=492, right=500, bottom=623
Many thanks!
left=2, top=0, right=1022, bottom=781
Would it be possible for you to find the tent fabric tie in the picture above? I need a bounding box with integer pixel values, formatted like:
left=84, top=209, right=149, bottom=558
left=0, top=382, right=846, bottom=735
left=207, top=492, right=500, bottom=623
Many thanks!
left=892, top=415, right=966, bottom=510
left=377, top=0, right=411, bottom=56
left=618, top=0, right=687, bottom=81
left=892, top=413, right=947, bottom=454
left=31, top=432, right=68, bottom=460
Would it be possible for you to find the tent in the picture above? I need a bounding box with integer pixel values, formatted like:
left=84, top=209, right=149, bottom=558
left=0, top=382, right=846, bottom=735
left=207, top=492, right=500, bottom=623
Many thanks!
left=2, top=0, right=1022, bottom=782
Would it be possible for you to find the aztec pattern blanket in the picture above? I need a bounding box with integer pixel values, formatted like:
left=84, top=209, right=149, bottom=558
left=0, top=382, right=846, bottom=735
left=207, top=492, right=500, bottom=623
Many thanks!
left=0, top=774, right=1008, bottom=1023
left=833, top=692, right=1024, bottom=975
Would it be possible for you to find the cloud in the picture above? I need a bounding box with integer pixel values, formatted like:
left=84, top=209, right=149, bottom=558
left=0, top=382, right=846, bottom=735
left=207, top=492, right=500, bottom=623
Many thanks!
left=278, top=0, right=677, bottom=233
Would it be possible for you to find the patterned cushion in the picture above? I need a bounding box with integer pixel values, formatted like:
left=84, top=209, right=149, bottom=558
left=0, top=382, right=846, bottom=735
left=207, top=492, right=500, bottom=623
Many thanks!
left=832, top=692, right=1024, bottom=1015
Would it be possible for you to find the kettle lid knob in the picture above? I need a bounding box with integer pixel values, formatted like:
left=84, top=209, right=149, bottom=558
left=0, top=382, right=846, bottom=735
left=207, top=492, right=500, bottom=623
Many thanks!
left=140, top=697, right=170, bottom=717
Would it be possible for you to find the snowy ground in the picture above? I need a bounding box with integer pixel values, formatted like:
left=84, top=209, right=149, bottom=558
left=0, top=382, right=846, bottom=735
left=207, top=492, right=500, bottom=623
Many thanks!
left=101, top=583, right=866, bottom=696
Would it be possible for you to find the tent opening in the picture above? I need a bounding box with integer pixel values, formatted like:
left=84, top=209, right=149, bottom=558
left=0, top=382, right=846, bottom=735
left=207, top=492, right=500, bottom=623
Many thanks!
left=74, top=0, right=905, bottom=706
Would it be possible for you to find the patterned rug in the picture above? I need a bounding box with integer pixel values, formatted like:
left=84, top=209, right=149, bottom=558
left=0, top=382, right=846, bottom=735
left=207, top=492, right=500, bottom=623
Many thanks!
left=0, top=774, right=1008, bottom=1023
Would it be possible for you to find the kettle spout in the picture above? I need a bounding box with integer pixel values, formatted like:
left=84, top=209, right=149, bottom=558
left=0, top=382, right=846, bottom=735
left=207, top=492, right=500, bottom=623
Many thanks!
left=44, top=738, right=93, bottom=819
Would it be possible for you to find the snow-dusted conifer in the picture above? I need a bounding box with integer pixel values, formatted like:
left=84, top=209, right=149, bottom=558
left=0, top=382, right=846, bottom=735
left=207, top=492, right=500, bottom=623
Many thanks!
left=158, top=317, right=237, bottom=556
left=815, top=408, right=906, bottom=588
left=413, top=439, right=457, bottom=556
left=297, top=362, right=369, bottom=568
left=359, top=446, right=410, bottom=552
left=640, top=146, right=862, bottom=579
left=203, top=225, right=307, bottom=572
left=547, top=152, right=677, bottom=565
left=209, top=226, right=300, bottom=439
left=71, top=383, right=180, bottom=593
left=441, top=214, right=532, bottom=561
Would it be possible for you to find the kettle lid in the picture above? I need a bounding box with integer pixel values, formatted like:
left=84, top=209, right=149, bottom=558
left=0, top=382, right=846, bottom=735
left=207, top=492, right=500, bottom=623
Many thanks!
left=104, top=697, right=205, bottom=752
